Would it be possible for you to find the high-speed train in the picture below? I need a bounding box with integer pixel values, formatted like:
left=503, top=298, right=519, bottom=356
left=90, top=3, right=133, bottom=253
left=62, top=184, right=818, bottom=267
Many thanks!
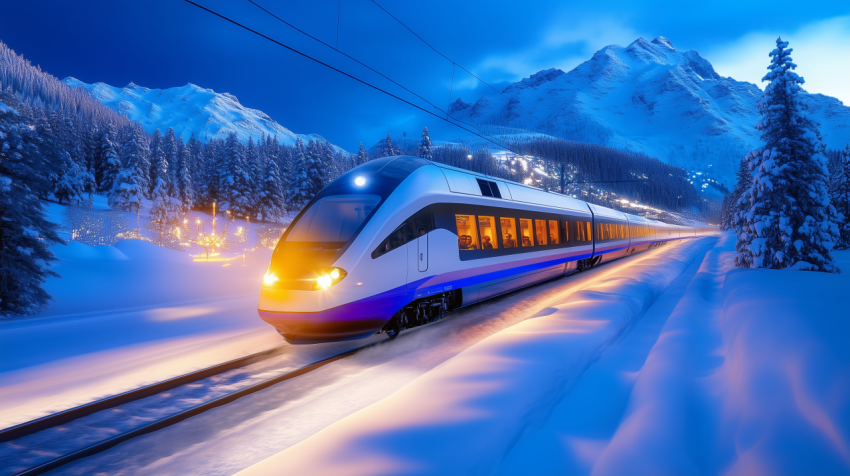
left=258, top=156, right=716, bottom=344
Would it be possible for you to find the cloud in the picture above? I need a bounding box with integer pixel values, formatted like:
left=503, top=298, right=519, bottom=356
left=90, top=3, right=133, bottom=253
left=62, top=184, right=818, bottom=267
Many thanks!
left=706, top=16, right=850, bottom=105
left=464, top=17, right=641, bottom=88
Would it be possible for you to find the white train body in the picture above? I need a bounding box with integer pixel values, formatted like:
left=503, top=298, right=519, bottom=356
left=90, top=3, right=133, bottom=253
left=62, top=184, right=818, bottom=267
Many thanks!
left=258, top=156, right=716, bottom=344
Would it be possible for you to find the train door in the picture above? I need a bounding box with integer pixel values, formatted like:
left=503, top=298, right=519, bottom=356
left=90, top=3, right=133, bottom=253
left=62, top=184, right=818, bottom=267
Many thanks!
left=417, top=233, right=428, bottom=272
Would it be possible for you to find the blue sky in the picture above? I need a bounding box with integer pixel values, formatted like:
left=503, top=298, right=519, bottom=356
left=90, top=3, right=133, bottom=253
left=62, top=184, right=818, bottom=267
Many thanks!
left=1, top=0, right=847, bottom=151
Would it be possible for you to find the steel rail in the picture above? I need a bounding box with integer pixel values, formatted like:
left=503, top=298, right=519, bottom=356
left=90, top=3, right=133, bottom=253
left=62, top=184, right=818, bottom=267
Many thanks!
left=4, top=343, right=376, bottom=476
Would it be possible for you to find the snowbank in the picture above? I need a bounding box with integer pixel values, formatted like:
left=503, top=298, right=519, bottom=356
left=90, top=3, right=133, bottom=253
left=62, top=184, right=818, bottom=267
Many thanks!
left=237, top=238, right=715, bottom=476
left=0, top=238, right=280, bottom=428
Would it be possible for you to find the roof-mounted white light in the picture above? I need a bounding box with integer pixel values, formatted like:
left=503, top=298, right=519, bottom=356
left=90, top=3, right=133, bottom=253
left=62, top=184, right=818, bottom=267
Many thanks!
left=354, top=176, right=366, bottom=187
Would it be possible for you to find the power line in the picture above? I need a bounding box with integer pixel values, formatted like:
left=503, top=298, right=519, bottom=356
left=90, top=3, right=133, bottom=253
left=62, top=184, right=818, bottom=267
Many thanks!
left=244, top=0, right=511, bottom=150
left=367, top=0, right=547, bottom=129
left=183, top=0, right=518, bottom=153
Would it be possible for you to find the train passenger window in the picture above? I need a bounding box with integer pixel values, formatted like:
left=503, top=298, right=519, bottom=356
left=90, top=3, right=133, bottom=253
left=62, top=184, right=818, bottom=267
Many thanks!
left=549, top=220, right=560, bottom=244
left=563, top=220, right=570, bottom=242
left=500, top=217, right=518, bottom=248
left=535, top=220, right=548, bottom=245
left=596, top=223, right=605, bottom=241
left=575, top=221, right=591, bottom=242
left=455, top=214, right=480, bottom=250
left=519, top=219, right=534, bottom=247
left=478, top=216, right=498, bottom=250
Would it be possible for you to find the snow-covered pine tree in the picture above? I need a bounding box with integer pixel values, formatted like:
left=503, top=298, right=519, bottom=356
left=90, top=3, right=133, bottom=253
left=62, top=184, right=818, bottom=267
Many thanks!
left=305, top=140, right=324, bottom=197
left=149, top=129, right=164, bottom=196
left=149, top=146, right=172, bottom=225
left=355, top=142, right=370, bottom=166
left=257, top=156, right=285, bottom=222
left=97, top=127, right=120, bottom=194
left=288, top=137, right=310, bottom=211
left=417, top=127, right=433, bottom=160
left=219, top=133, right=252, bottom=217
left=52, top=150, right=91, bottom=204
left=246, top=136, right=263, bottom=215
left=108, top=127, right=146, bottom=212
left=186, top=133, right=204, bottom=198
left=830, top=145, right=850, bottom=248
left=174, top=141, right=194, bottom=215
left=736, top=38, right=840, bottom=273
left=277, top=141, right=292, bottom=198
left=0, top=98, right=63, bottom=315
left=163, top=127, right=179, bottom=194
left=731, top=158, right=752, bottom=242
left=199, top=139, right=220, bottom=208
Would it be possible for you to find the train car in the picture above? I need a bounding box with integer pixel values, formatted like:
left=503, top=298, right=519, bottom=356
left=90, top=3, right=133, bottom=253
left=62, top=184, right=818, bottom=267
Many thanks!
left=258, top=156, right=716, bottom=344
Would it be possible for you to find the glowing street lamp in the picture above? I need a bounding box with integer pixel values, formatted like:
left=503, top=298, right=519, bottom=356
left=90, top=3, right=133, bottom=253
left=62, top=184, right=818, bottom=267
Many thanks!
left=196, top=218, right=201, bottom=233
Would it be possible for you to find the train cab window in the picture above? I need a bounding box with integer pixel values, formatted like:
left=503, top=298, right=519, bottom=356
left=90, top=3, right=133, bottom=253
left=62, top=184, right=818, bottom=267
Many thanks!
left=478, top=216, right=498, bottom=250
left=535, top=220, right=548, bottom=245
left=500, top=217, right=518, bottom=248
left=287, top=194, right=381, bottom=244
left=455, top=214, right=480, bottom=251
left=519, top=219, right=534, bottom=247
left=549, top=220, right=560, bottom=244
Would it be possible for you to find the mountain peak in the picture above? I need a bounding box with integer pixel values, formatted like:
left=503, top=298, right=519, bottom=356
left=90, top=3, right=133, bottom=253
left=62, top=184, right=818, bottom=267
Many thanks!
left=651, top=36, right=674, bottom=49
left=503, top=68, right=565, bottom=94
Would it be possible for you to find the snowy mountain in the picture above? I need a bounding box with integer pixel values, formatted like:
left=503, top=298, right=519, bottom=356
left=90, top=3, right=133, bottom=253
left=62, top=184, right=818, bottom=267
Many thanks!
left=450, top=37, right=850, bottom=188
left=62, top=78, right=345, bottom=152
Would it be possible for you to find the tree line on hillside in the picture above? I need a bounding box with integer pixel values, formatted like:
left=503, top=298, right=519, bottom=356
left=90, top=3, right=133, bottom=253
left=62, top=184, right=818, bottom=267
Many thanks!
left=719, top=38, right=848, bottom=273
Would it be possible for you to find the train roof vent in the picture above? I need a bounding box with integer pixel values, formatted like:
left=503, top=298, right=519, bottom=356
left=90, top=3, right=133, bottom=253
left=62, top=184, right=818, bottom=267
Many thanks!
left=476, top=179, right=502, bottom=199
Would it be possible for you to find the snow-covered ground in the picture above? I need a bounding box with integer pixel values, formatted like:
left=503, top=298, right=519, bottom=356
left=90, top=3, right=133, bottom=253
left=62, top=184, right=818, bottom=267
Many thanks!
left=0, top=198, right=287, bottom=428
left=237, top=234, right=850, bottom=476
left=35, top=238, right=704, bottom=475
left=3, top=221, right=847, bottom=475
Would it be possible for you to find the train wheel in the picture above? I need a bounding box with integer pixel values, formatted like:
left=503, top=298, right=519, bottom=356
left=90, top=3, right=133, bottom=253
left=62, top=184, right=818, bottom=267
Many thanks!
left=385, top=317, right=401, bottom=339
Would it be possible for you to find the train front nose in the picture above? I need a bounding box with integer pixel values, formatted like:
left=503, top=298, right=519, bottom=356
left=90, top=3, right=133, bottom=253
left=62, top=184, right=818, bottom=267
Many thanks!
left=258, top=286, right=394, bottom=344
left=257, top=244, right=403, bottom=344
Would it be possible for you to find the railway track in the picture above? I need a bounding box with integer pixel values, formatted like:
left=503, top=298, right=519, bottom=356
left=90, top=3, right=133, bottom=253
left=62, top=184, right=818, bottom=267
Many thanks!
left=0, top=341, right=379, bottom=476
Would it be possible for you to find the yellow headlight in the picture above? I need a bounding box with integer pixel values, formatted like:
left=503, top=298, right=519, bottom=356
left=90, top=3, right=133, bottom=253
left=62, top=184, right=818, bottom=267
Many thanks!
left=313, top=267, right=347, bottom=290
left=262, top=272, right=279, bottom=287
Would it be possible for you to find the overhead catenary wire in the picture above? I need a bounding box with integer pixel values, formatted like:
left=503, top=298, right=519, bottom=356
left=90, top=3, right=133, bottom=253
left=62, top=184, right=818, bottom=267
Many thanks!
left=244, top=0, right=512, bottom=150
left=367, top=0, right=548, bottom=129
left=183, top=0, right=518, bottom=153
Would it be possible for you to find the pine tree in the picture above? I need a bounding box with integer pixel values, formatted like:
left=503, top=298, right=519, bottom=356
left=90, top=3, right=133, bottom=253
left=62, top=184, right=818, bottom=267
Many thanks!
left=246, top=136, right=263, bottom=215
left=257, top=157, right=285, bottom=222
left=163, top=127, right=179, bottom=194
left=736, top=38, right=840, bottom=273
left=97, top=127, right=120, bottom=194
left=0, top=97, right=63, bottom=315
left=52, top=150, right=92, bottom=204
left=305, top=140, right=324, bottom=197
left=175, top=141, right=194, bottom=215
left=355, top=141, right=370, bottom=166
left=320, top=141, right=336, bottom=183
left=417, top=126, right=433, bottom=160
left=149, top=147, right=172, bottom=225
left=149, top=129, right=164, bottom=196
left=219, top=133, right=252, bottom=217
left=288, top=137, right=310, bottom=211
left=830, top=145, right=850, bottom=248
left=108, top=128, right=145, bottom=212
left=199, top=139, right=220, bottom=207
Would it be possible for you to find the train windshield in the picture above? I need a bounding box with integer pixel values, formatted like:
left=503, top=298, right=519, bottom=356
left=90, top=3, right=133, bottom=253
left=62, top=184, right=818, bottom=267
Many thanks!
left=286, top=194, right=381, bottom=244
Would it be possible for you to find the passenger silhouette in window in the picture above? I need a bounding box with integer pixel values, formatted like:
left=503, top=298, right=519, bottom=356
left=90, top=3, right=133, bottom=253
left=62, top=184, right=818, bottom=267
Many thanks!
left=522, top=236, right=532, bottom=247
left=504, top=233, right=517, bottom=248
left=482, top=236, right=494, bottom=250
left=458, top=235, right=478, bottom=250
